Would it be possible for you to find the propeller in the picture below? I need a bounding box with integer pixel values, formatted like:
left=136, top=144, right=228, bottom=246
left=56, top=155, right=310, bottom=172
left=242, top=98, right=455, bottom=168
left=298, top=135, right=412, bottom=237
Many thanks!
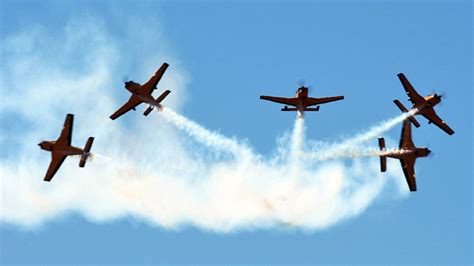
left=37, top=136, right=45, bottom=144
left=428, top=150, right=435, bottom=158
left=424, top=142, right=433, bottom=158
left=296, top=79, right=313, bottom=93
left=429, top=90, right=447, bottom=99
left=297, top=79, right=306, bottom=87
left=440, top=91, right=447, bottom=100
left=121, top=75, right=129, bottom=83
left=433, top=91, right=447, bottom=107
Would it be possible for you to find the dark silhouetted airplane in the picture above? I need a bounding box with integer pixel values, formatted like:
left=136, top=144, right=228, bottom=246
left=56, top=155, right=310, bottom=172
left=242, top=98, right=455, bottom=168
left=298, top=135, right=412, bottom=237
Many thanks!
left=38, top=114, right=94, bottom=182
left=393, top=73, right=454, bottom=135
left=110, top=63, right=171, bottom=120
left=260, top=85, right=344, bottom=115
left=378, top=120, right=431, bottom=191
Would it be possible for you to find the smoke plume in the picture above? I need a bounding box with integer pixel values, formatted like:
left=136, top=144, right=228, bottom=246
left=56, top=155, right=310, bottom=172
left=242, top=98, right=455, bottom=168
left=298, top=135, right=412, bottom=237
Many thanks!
left=0, top=16, right=411, bottom=232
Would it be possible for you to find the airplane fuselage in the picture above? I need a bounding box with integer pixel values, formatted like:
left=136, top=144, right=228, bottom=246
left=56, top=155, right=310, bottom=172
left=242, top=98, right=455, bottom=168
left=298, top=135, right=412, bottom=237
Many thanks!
left=412, top=93, right=442, bottom=113
left=138, top=94, right=161, bottom=108
left=295, top=87, right=309, bottom=98
left=125, top=81, right=161, bottom=108
left=38, top=141, right=83, bottom=156
left=383, top=147, right=431, bottom=160
left=288, top=86, right=310, bottom=113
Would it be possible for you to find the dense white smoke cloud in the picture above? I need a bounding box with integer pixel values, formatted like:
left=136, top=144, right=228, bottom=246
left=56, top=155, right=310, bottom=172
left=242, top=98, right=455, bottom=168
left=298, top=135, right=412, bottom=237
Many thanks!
left=0, top=16, right=410, bottom=232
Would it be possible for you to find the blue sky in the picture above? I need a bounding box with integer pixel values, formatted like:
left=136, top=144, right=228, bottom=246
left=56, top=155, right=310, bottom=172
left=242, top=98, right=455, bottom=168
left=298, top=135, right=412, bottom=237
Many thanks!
left=1, top=0, right=472, bottom=264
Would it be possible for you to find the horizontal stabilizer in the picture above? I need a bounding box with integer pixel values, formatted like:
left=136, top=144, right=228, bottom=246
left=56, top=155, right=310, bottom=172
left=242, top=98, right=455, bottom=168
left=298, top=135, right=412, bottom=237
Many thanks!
left=281, top=107, right=298, bottom=111
left=304, top=106, right=320, bottom=111
left=144, top=90, right=171, bottom=116
left=156, top=90, right=171, bottom=104
left=79, top=137, right=94, bottom=168
left=393, top=99, right=420, bottom=127
left=378, top=137, right=387, bottom=172
left=378, top=137, right=386, bottom=151
left=143, top=106, right=154, bottom=116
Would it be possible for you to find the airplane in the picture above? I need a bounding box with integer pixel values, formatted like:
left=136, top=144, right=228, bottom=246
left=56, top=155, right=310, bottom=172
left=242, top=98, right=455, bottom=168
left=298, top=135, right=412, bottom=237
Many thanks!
left=393, top=73, right=454, bottom=135
left=378, top=119, right=431, bottom=191
left=110, top=63, right=171, bottom=120
left=260, top=85, right=344, bottom=115
left=38, top=114, right=94, bottom=182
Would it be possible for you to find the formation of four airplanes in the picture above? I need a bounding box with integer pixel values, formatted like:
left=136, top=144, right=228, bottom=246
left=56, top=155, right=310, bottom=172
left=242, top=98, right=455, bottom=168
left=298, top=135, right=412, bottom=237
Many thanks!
left=38, top=63, right=455, bottom=192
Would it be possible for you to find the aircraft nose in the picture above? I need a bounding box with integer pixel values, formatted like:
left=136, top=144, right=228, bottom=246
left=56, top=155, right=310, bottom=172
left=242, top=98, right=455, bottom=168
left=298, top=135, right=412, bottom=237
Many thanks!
left=426, top=148, right=432, bottom=154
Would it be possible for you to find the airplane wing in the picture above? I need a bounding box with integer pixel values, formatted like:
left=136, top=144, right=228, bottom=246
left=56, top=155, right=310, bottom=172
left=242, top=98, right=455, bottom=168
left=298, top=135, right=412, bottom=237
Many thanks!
left=139, top=63, right=169, bottom=95
left=397, top=73, right=424, bottom=104
left=399, top=120, right=415, bottom=149
left=110, top=95, right=143, bottom=120
left=260, top=96, right=298, bottom=106
left=304, top=96, right=344, bottom=106
left=421, top=108, right=455, bottom=135
left=44, top=152, right=68, bottom=182
left=57, top=114, right=73, bottom=145
left=400, top=158, right=417, bottom=191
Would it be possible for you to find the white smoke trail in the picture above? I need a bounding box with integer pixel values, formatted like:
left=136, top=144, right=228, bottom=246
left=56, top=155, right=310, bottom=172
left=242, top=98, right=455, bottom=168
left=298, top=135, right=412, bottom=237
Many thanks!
left=334, top=109, right=416, bottom=149
left=88, top=153, right=113, bottom=164
left=290, top=116, right=305, bottom=159
left=289, top=116, right=305, bottom=176
left=306, top=147, right=410, bottom=161
left=160, top=107, right=253, bottom=158
left=306, top=109, right=417, bottom=161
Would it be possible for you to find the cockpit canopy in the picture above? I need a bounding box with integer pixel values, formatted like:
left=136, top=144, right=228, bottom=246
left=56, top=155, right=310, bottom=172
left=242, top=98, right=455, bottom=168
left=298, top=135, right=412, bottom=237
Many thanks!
left=297, top=86, right=308, bottom=94
left=124, top=81, right=140, bottom=91
left=38, top=141, right=54, bottom=151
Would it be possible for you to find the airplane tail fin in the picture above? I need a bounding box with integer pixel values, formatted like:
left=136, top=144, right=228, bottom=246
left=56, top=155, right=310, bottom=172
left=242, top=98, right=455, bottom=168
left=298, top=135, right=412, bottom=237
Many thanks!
left=393, top=99, right=420, bottom=127
left=303, top=106, right=320, bottom=111
left=378, top=137, right=387, bottom=172
left=143, top=90, right=171, bottom=116
left=79, top=137, right=94, bottom=168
